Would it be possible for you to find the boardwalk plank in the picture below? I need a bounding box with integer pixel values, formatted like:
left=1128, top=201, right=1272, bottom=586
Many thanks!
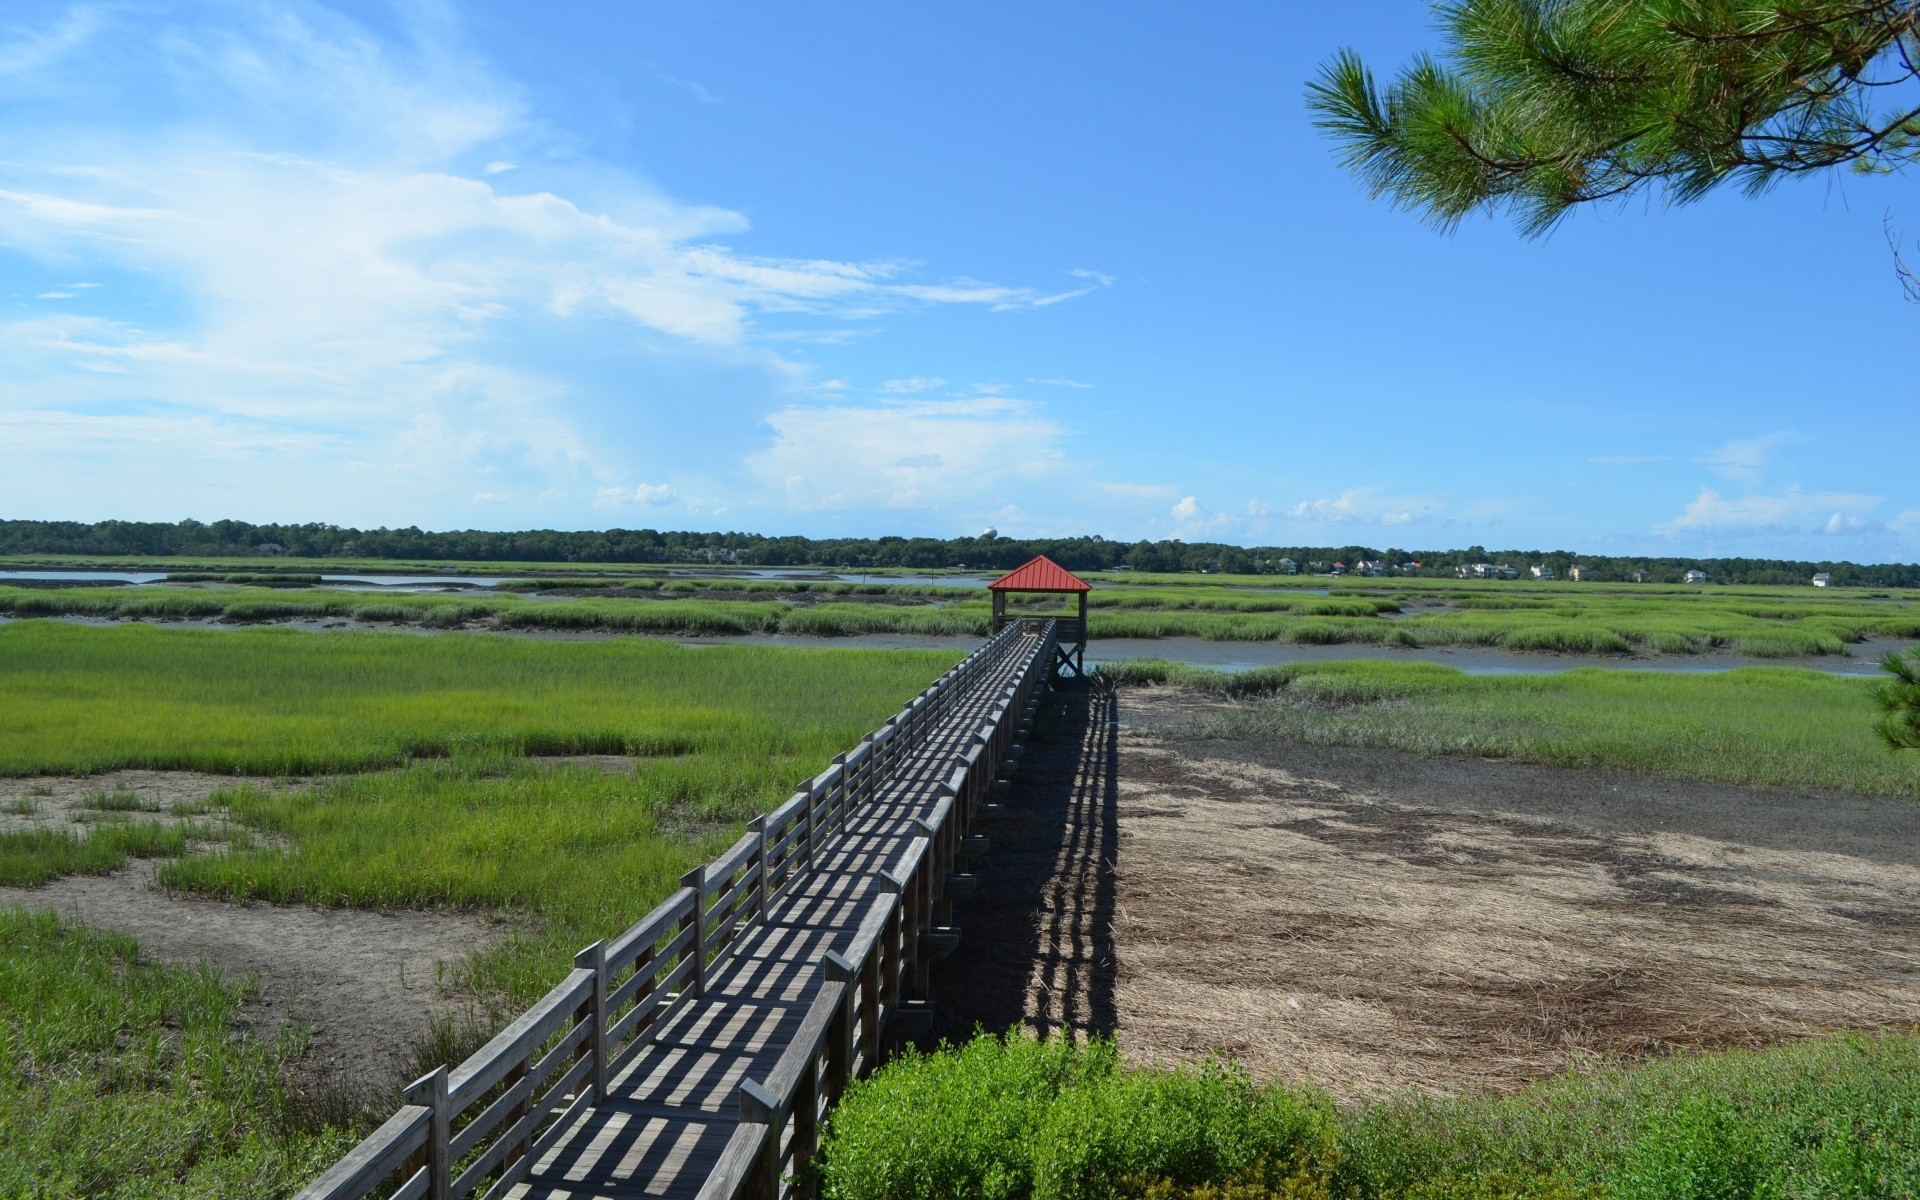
left=509, top=629, right=1046, bottom=1200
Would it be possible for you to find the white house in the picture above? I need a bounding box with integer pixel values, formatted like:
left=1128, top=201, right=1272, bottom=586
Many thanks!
left=1684, top=568, right=1708, bottom=584
left=1568, top=565, right=1587, bottom=581
left=1631, top=569, right=1652, bottom=583
left=1495, top=564, right=1519, bottom=580
left=1530, top=565, right=1556, bottom=581
left=1276, top=558, right=1298, bottom=575
left=1812, top=572, right=1833, bottom=588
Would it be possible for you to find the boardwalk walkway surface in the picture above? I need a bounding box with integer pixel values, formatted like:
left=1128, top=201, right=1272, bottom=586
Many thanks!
left=298, top=620, right=1058, bottom=1200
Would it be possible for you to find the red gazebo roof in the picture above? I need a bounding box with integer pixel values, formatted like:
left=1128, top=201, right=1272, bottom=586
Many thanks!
left=987, top=555, right=1091, bottom=593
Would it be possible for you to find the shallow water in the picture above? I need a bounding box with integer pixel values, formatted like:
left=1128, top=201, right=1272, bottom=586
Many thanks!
left=0, top=569, right=168, bottom=584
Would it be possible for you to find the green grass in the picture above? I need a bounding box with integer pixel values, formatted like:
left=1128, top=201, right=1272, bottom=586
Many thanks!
left=1101, top=659, right=1920, bottom=796
left=0, top=908, right=351, bottom=1198
left=0, top=823, right=192, bottom=886
left=0, top=620, right=960, bottom=775
left=818, top=1031, right=1920, bottom=1200
left=161, top=755, right=811, bottom=1003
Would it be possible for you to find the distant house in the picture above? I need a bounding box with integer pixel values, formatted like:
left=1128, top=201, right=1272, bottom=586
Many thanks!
left=258, top=543, right=285, bottom=557
left=1399, top=560, right=1421, bottom=572
left=1464, top=562, right=1497, bottom=579
left=1354, top=559, right=1385, bottom=577
left=1812, top=572, right=1833, bottom=588
left=1329, top=561, right=1348, bottom=577
left=1494, top=564, right=1519, bottom=580
left=1631, top=568, right=1652, bottom=583
left=1530, top=565, right=1556, bottom=581
left=1276, top=558, right=1298, bottom=575
left=1684, top=568, right=1708, bottom=584
left=1568, top=565, right=1586, bottom=582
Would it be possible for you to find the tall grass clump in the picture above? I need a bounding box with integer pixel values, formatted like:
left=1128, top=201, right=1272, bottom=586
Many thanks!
left=0, top=822, right=189, bottom=885
left=0, top=910, right=351, bottom=1197
left=818, top=1032, right=1920, bottom=1200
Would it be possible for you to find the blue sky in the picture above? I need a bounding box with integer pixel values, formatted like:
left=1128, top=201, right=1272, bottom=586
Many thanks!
left=1, top=1, right=1914, bottom=560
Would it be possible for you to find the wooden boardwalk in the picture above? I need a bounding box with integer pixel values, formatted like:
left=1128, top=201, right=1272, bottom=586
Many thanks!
left=297, top=620, right=1058, bottom=1200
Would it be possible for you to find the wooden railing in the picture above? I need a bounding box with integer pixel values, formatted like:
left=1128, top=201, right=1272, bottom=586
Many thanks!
left=697, top=621, right=1056, bottom=1200
left=293, top=620, right=1050, bottom=1200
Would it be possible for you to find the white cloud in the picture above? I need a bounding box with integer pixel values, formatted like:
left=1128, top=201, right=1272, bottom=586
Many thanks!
left=36, top=291, right=72, bottom=299
left=1696, top=432, right=1805, bottom=483
left=0, top=4, right=1103, bottom=522
left=879, top=377, right=947, bottom=394
left=1170, top=496, right=1200, bottom=521
left=1287, top=487, right=1442, bottom=527
left=747, top=397, right=1066, bottom=511
left=472, top=491, right=511, bottom=503
left=1656, top=486, right=1883, bottom=535
left=594, top=482, right=675, bottom=508
left=1028, top=377, right=1093, bottom=389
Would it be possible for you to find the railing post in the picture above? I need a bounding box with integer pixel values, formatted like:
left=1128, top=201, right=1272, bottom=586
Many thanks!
left=739, top=1080, right=783, bottom=1200
left=823, top=952, right=856, bottom=1101
left=574, top=940, right=609, bottom=1102
left=750, top=815, right=770, bottom=922
left=402, top=1066, right=450, bottom=1200
left=803, top=780, right=818, bottom=868
left=681, top=869, right=708, bottom=997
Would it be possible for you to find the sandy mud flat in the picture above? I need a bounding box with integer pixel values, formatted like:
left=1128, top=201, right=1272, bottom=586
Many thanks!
left=933, top=685, right=1920, bottom=1096
left=0, top=769, right=507, bottom=1091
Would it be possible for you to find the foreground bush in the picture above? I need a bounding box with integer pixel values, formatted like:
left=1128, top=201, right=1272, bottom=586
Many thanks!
left=818, top=1032, right=1920, bottom=1200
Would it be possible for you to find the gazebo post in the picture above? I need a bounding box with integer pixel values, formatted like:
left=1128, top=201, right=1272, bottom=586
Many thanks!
left=991, top=588, right=1006, bottom=632
left=1076, top=590, right=1087, bottom=675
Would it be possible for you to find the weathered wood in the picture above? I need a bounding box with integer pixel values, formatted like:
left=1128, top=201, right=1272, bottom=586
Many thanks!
left=302, top=621, right=1058, bottom=1200
left=292, top=1106, right=430, bottom=1200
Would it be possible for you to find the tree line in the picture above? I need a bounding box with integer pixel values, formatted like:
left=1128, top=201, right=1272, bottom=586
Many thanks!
left=2, top=519, right=1916, bottom=587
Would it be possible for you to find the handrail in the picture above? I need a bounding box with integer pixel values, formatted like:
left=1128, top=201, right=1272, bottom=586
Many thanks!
left=294, top=619, right=1053, bottom=1200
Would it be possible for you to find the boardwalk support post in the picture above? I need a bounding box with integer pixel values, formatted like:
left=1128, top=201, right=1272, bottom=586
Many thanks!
left=401, top=1066, right=450, bottom=1200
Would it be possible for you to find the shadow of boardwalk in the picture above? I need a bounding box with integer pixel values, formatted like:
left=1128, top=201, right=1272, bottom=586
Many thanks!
left=928, top=678, right=1119, bottom=1045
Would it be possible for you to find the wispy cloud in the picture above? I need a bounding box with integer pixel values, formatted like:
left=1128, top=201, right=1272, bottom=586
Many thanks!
left=1029, top=377, right=1093, bottom=389
left=746, top=396, right=1065, bottom=512
left=1287, top=487, right=1444, bottom=527
left=644, top=62, right=721, bottom=105
left=1696, top=432, right=1805, bottom=483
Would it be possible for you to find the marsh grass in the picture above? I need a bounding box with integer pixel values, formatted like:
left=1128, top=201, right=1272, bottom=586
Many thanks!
left=0, top=909, right=351, bottom=1197
left=0, top=620, right=959, bottom=775
left=0, top=798, right=35, bottom=816
left=819, top=1031, right=1920, bottom=1200
left=0, top=822, right=190, bottom=885
left=4, top=577, right=1916, bottom=658
left=162, top=753, right=818, bottom=1004
left=1103, top=659, right=1920, bottom=796
left=80, top=788, right=163, bottom=812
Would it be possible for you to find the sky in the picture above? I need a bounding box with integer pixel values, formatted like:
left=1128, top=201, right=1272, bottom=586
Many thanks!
left=0, top=1, right=1915, bottom=560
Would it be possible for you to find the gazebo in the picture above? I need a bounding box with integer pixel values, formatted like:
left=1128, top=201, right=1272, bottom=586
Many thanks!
left=987, top=555, right=1092, bottom=678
